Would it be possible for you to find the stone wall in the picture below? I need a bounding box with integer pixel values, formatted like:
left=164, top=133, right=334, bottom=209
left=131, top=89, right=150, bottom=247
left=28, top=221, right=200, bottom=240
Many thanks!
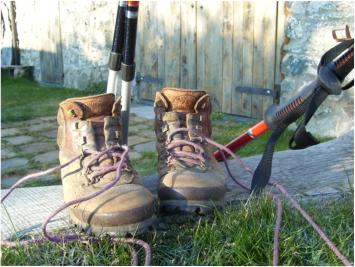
left=281, top=1, right=354, bottom=137
left=1, top=1, right=115, bottom=88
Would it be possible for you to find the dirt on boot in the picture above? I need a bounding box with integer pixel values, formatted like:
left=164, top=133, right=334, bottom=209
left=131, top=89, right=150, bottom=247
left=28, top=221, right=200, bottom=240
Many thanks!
left=57, top=93, right=155, bottom=235
left=154, top=88, right=226, bottom=214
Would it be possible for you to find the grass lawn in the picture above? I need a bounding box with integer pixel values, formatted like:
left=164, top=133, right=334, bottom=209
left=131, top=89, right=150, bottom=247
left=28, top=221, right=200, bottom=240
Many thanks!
left=1, top=75, right=88, bottom=123
left=1, top=75, right=353, bottom=265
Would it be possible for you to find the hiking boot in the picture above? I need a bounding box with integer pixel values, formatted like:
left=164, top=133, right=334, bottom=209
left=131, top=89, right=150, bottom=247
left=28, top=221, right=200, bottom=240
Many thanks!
left=154, top=88, right=226, bottom=213
left=57, top=93, right=155, bottom=235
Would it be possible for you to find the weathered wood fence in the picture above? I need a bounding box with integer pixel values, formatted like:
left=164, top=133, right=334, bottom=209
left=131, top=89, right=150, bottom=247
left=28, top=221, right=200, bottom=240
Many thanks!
left=135, top=1, right=285, bottom=118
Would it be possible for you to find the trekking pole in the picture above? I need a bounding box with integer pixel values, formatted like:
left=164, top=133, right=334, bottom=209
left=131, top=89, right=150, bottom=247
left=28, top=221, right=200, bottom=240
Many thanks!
left=121, top=1, right=139, bottom=145
left=214, top=39, right=354, bottom=162
left=107, top=1, right=127, bottom=95
left=251, top=39, right=353, bottom=191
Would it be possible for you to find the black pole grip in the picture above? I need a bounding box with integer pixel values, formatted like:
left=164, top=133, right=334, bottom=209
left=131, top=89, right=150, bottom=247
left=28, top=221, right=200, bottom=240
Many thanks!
left=333, top=46, right=354, bottom=80
left=108, top=1, right=127, bottom=71
left=121, top=2, right=139, bottom=81
left=112, top=1, right=127, bottom=53
left=122, top=4, right=139, bottom=65
left=264, top=79, right=320, bottom=130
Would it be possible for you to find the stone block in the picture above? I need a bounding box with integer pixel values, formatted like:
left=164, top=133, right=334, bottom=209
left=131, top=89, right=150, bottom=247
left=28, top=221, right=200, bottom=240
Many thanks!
left=1, top=147, right=17, bottom=160
left=1, top=128, right=21, bottom=137
left=128, top=135, right=151, bottom=147
left=33, top=151, right=59, bottom=164
left=1, top=158, right=28, bottom=172
left=21, top=142, right=57, bottom=155
left=39, top=130, right=57, bottom=139
left=4, top=135, right=34, bottom=146
left=133, top=141, right=156, bottom=153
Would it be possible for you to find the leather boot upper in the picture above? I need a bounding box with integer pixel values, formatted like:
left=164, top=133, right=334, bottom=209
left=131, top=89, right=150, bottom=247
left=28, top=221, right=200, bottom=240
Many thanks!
left=57, top=93, right=154, bottom=228
left=154, top=88, right=226, bottom=202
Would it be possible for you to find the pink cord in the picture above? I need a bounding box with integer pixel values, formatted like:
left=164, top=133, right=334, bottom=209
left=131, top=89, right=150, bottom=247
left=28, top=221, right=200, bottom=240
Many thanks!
left=1, top=145, right=152, bottom=266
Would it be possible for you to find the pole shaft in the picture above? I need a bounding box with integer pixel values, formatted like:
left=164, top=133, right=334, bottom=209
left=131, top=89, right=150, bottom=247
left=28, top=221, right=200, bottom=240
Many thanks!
left=120, top=1, right=139, bottom=145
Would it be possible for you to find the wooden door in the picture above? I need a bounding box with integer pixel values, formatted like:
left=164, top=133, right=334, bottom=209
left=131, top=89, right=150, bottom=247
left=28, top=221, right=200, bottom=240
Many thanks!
left=135, top=1, right=284, bottom=119
left=38, top=0, right=64, bottom=86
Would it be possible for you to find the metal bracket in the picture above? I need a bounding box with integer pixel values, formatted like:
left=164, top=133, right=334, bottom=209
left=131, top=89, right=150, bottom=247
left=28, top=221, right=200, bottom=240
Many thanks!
left=136, top=72, right=164, bottom=86
left=235, top=86, right=277, bottom=97
left=332, top=25, right=352, bottom=42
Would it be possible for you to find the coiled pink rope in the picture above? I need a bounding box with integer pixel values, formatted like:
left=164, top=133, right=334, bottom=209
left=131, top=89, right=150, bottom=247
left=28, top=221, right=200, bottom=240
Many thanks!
left=1, top=145, right=152, bottom=266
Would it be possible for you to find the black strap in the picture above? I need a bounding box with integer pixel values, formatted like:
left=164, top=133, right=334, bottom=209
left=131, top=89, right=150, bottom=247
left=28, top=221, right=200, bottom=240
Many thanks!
left=251, top=123, right=288, bottom=192
left=289, top=88, right=328, bottom=149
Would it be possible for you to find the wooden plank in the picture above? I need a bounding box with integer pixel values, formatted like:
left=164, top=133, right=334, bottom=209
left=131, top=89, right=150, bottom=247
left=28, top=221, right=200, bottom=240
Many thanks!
left=140, top=2, right=159, bottom=100
left=196, top=1, right=207, bottom=91
left=135, top=1, right=145, bottom=99
left=251, top=2, right=265, bottom=119
left=180, top=1, right=197, bottom=89
left=222, top=1, right=233, bottom=114
left=262, top=1, right=278, bottom=113
left=156, top=2, right=166, bottom=91
left=231, top=2, right=244, bottom=115
left=200, top=2, right=223, bottom=111
left=163, top=1, right=181, bottom=88
left=274, top=1, right=286, bottom=102
left=241, top=2, right=254, bottom=117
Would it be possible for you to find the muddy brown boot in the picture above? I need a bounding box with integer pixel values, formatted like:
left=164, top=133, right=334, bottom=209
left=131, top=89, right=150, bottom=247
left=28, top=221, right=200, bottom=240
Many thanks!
left=154, top=88, right=226, bottom=214
left=57, top=93, right=155, bottom=235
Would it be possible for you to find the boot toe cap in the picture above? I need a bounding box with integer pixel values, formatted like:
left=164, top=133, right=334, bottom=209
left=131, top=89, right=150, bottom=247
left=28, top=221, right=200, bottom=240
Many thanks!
left=70, top=184, right=155, bottom=229
left=159, top=169, right=226, bottom=201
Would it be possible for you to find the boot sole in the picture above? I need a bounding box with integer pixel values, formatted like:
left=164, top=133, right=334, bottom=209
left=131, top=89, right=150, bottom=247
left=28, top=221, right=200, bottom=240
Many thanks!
left=159, top=199, right=224, bottom=215
left=70, top=214, right=156, bottom=236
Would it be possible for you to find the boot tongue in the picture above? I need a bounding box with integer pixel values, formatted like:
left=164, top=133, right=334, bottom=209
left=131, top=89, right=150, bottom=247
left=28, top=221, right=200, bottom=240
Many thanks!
left=161, top=88, right=206, bottom=113
left=59, top=94, right=115, bottom=120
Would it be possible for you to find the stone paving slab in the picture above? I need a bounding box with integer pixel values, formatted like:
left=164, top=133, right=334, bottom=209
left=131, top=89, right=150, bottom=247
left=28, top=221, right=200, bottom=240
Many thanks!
left=3, top=135, right=34, bottom=145
left=1, top=147, right=16, bottom=160
left=33, top=151, right=59, bottom=164
left=131, top=105, right=155, bottom=120
left=1, top=158, right=29, bottom=171
left=21, top=142, right=57, bottom=155
left=1, top=128, right=22, bottom=137
left=134, top=141, right=156, bottom=153
left=27, top=122, right=55, bottom=133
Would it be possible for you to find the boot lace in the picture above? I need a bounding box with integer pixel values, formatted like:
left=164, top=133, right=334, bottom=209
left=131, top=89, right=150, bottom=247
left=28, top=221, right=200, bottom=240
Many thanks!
left=166, top=128, right=207, bottom=168
left=82, top=145, right=129, bottom=184
left=1, top=145, right=152, bottom=266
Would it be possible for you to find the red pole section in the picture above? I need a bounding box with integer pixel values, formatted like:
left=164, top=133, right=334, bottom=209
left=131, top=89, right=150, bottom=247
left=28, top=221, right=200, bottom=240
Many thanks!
left=214, top=120, right=269, bottom=161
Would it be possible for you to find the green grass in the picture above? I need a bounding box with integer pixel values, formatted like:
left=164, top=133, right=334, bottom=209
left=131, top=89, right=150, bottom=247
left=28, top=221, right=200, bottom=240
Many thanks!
left=2, top=195, right=353, bottom=265
left=1, top=75, right=86, bottom=123
left=1, top=75, right=352, bottom=265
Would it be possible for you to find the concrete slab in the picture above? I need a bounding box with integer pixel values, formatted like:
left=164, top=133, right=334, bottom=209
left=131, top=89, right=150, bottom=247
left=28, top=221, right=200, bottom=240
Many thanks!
left=1, top=186, right=69, bottom=239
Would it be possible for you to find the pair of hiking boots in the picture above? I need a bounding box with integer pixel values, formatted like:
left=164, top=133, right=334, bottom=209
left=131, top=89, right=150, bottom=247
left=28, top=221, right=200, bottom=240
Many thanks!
left=58, top=88, right=226, bottom=235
